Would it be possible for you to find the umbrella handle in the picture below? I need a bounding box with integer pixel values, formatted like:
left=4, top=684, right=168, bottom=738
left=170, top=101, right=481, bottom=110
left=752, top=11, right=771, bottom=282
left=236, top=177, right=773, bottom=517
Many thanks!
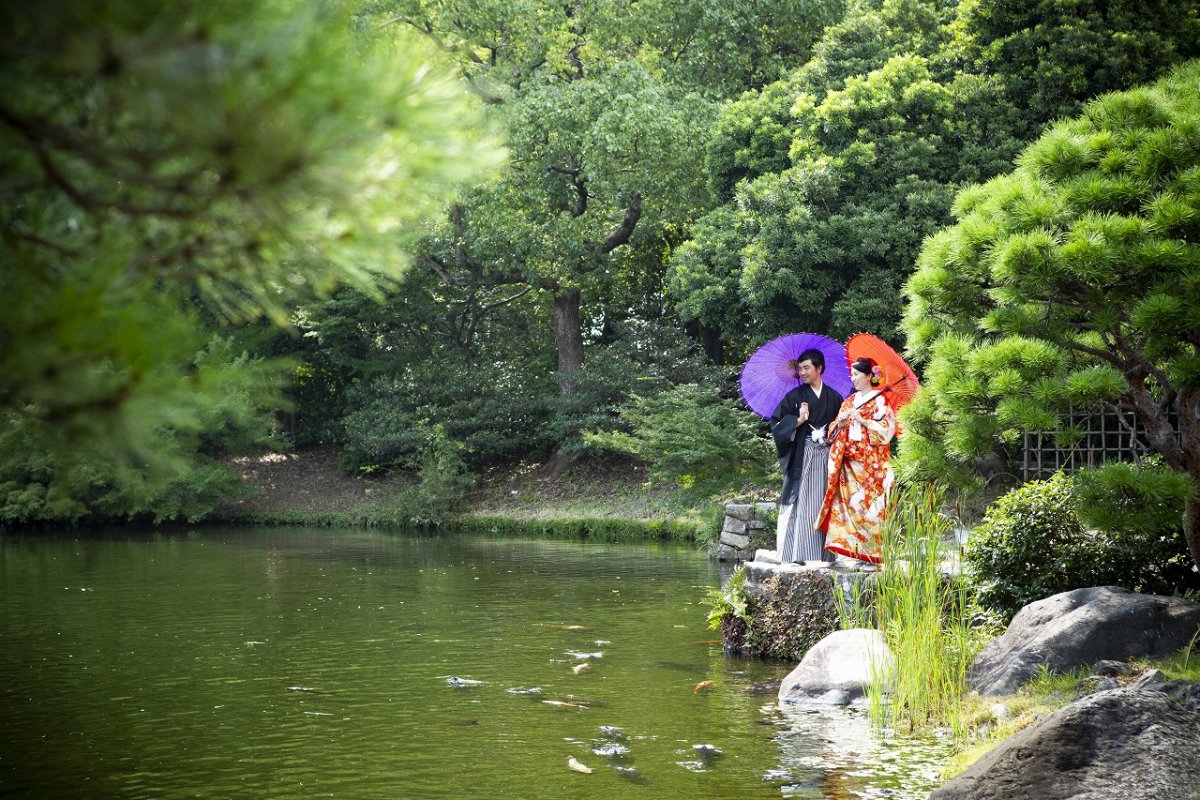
left=853, top=378, right=910, bottom=409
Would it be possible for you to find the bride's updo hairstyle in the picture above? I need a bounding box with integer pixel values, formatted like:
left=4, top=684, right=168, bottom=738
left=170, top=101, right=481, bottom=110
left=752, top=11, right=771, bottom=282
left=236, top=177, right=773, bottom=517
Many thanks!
left=851, top=357, right=882, bottom=388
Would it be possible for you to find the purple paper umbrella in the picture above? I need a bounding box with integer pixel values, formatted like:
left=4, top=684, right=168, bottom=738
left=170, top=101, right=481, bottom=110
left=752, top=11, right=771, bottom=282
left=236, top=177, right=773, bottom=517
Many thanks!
left=739, top=333, right=851, bottom=418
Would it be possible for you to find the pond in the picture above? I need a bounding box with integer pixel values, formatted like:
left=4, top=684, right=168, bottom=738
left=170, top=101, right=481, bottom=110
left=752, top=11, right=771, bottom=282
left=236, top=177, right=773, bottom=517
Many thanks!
left=0, top=528, right=952, bottom=798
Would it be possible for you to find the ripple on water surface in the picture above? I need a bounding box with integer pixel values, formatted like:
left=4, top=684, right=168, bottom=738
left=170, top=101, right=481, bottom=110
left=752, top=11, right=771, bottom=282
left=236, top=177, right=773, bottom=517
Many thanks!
left=0, top=527, right=952, bottom=799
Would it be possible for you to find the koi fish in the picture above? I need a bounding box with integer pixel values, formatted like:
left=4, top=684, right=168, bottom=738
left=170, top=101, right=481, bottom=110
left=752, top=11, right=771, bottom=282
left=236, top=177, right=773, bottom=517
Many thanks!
left=543, top=699, right=586, bottom=709
left=692, top=680, right=716, bottom=694
left=445, top=676, right=485, bottom=687
left=568, top=757, right=593, bottom=774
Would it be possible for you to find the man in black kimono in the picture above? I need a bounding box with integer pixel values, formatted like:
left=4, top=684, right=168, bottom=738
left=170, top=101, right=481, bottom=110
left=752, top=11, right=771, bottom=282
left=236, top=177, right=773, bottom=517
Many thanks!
left=769, top=348, right=843, bottom=563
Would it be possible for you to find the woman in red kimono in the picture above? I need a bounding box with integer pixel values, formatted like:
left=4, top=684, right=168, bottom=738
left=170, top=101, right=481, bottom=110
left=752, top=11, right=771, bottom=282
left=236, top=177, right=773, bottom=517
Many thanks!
left=815, top=356, right=896, bottom=566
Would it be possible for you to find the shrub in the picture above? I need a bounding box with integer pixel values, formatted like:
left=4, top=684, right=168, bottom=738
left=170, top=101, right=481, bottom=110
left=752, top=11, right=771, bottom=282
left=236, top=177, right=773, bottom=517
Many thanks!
left=408, top=422, right=475, bottom=527
left=583, top=382, right=775, bottom=489
left=705, top=565, right=755, bottom=653
left=550, top=318, right=727, bottom=459
left=966, top=468, right=1200, bottom=621
left=964, top=473, right=1099, bottom=620
left=705, top=565, right=752, bottom=631
left=339, top=357, right=556, bottom=472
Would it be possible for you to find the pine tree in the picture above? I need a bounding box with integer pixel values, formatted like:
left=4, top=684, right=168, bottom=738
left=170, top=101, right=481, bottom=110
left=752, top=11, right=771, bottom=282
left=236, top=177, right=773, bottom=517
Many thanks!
left=901, top=61, right=1200, bottom=568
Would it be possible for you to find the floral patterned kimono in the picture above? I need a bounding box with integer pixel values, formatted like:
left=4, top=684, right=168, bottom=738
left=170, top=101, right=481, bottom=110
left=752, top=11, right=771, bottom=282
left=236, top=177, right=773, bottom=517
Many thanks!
left=815, top=391, right=896, bottom=563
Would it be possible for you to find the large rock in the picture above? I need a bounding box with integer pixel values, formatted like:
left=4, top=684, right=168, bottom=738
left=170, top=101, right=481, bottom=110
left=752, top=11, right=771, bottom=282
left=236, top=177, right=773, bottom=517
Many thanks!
left=778, top=628, right=893, bottom=707
left=930, top=688, right=1200, bottom=800
left=722, top=516, right=750, bottom=535
left=712, top=544, right=740, bottom=562
left=970, top=586, right=1200, bottom=696
left=724, top=503, right=757, bottom=522
left=719, top=530, right=751, bottom=550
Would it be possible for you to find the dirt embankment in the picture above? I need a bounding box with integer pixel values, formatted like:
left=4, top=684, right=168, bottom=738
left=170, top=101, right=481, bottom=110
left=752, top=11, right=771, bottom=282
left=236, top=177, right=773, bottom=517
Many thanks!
left=222, top=448, right=681, bottom=520
left=221, top=448, right=412, bottom=515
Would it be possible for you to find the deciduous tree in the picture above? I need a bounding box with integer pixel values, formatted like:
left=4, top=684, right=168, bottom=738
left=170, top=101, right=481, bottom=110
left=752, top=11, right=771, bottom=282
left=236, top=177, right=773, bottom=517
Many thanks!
left=378, top=0, right=841, bottom=393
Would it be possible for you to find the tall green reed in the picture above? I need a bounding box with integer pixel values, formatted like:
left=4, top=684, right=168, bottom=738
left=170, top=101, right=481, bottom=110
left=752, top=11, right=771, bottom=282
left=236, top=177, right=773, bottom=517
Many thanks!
left=854, top=483, right=979, bottom=737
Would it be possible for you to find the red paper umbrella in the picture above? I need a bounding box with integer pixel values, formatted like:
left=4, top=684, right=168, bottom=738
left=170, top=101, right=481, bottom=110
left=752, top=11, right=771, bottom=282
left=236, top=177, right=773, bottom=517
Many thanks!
left=845, top=333, right=921, bottom=411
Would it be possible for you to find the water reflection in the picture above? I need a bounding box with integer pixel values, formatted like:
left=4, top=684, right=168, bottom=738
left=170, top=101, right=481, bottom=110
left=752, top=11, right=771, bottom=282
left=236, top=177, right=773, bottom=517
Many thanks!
left=770, top=705, right=954, bottom=798
left=0, top=527, right=950, bottom=799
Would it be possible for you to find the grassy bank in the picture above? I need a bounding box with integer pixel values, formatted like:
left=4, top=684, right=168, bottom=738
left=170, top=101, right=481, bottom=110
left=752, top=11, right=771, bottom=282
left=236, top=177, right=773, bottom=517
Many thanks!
left=942, top=644, right=1200, bottom=779
left=218, top=508, right=712, bottom=543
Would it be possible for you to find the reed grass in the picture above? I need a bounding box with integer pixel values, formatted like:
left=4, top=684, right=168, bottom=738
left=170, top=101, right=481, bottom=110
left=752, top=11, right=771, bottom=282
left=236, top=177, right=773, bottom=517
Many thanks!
left=850, top=483, right=982, bottom=737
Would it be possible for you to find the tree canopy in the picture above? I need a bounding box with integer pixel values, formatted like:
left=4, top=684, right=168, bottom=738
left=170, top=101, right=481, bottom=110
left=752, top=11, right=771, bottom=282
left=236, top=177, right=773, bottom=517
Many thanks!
left=667, top=0, right=1200, bottom=355
left=370, top=0, right=843, bottom=394
left=899, top=60, right=1200, bottom=566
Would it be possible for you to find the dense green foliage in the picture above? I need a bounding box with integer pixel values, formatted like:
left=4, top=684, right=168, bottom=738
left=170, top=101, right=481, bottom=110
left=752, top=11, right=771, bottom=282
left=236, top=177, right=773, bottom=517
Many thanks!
left=901, top=60, right=1200, bottom=566
left=964, top=475, right=1087, bottom=620
left=964, top=472, right=1198, bottom=621
left=669, top=0, right=1200, bottom=350
left=293, top=0, right=1200, bottom=504
left=0, top=337, right=274, bottom=524
left=1072, top=459, right=1198, bottom=594
left=1074, top=459, right=1197, bottom=542
left=332, top=318, right=719, bottom=471
left=8, top=0, right=1200, bottom=527
left=270, top=0, right=846, bottom=482
left=0, top=0, right=501, bottom=523
left=356, top=0, right=841, bottom=395
left=583, top=382, right=775, bottom=488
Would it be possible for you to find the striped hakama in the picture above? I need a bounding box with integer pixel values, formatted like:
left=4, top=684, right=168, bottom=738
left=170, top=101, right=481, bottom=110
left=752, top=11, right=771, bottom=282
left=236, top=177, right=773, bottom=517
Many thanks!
left=775, top=439, right=833, bottom=563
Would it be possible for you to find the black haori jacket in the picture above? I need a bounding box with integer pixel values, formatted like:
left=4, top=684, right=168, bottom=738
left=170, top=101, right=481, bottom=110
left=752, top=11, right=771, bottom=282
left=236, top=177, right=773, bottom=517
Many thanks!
left=769, top=383, right=842, bottom=506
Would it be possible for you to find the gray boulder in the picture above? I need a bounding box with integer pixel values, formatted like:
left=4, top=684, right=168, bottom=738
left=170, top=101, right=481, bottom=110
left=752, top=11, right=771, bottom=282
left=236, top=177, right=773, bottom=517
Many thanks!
left=930, top=688, right=1200, bottom=800
left=969, top=586, right=1200, bottom=696
left=713, top=544, right=740, bottom=562
left=724, top=503, right=757, bottom=522
left=778, top=628, right=893, bottom=707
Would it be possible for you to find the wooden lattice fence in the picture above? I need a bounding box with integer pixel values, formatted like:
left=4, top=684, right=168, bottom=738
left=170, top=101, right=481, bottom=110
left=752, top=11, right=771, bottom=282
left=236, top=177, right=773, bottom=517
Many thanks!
left=1021, top=407, right=1180, bottom=481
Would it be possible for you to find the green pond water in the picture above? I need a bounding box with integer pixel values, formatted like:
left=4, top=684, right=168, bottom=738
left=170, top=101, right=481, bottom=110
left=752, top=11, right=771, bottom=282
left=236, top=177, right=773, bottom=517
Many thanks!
left=0, top=527, right=952, bottom=799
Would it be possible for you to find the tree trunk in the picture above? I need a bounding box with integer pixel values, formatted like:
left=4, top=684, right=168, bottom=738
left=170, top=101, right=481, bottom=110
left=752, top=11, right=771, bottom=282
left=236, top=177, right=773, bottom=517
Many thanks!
left=1185, top=495, right=1200, bottom=575
left=701, top=324, right=724, bottom=366
left=553, top=288, right=584, bottom=396
left=1178, top=387, right=1200, bottom=569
